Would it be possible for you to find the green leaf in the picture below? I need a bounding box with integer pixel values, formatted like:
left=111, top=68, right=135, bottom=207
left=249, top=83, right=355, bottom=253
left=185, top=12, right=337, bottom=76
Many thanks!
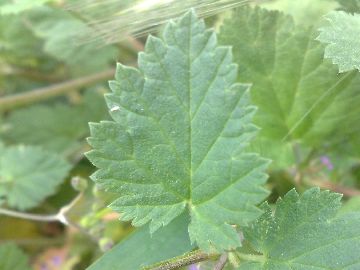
left=0, top=145, right=71, bottom=210
left=86, top=10, right=269, bottom=252
left=261, top=0, right=337, bottom=25
left=335, top=0, right=360, bottom=13
left=0, top=0, right=52, bottom=15
left=26, top=6, right=117, bottom=75
left=0, top=14, right=44, bottom=70
left=219, top=7, right=360, bottom=157
left=246, top=138, right=294, bottom=169
left=0, top=244, right=31, bottom=270
left=317, top=11, right=360, bottom=73
left=239, top=188, right=360, bottom=269
left=87, top=214, right=193, bottom=270
left=4, top=90, right=108, bottom=155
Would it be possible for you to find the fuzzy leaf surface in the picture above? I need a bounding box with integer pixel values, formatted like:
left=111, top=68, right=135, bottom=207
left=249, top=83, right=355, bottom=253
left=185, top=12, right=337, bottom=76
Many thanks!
left=318, top=11, right=360, bottom=73
left=0, top=144, right=71, bottom=210
left=239, top=188, right=360, bottom=269
left=86, top=10, right=269, bottom=252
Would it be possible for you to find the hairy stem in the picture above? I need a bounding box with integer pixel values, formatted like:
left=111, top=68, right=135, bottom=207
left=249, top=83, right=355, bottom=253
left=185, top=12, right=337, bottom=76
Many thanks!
left=0, top=69, right=114, bottom=110
left=143, top=250, right=217, bottom=270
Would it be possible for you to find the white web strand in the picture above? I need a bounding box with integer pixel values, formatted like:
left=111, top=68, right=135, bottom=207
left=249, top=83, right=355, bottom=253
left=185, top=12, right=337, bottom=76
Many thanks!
left=64, top=0, right=264, bottom=45
left=281, top=72, right=354, bottom=142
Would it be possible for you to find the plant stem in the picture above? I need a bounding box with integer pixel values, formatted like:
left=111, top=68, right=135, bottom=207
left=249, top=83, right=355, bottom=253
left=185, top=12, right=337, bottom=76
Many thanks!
left=2, top=66, right=61, bottom=82
left=213, top=253, right=228, bottom=270
left=0, top=69, right=115, bottom=110
left=292, top=142, right=304, bottom=186
left=0, top=208, right=60, bottom=222
left=0, top=194, right=101, bottom=243
left=0, top=192, right=84, bottom=224
left=292, top=142, right=302, bottom=166
left=143, top=250, right=217, bottom=270
left=310, top=179, right=360, bottom=197
left=126, top=36, right=145, bottom=52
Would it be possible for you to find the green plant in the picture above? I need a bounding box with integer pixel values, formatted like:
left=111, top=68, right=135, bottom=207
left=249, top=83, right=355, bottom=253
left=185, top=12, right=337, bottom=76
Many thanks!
left=1, top=1, right=360, bottom=270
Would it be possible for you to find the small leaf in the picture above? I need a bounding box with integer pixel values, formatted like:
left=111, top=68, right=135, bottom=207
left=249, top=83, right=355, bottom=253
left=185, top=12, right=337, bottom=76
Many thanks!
left=318, top=11, right=360, bottom=73
left=26, top=6, right=117, bottom=74
left=87, top=214, right=193, bottom=270
left=239, top=188, right=360, bottom=269
left=86, top=10, right=269, bottom=252
left=4, top=91, right=108, bottom=155
left=0, top=145, right=71, bottom=210
left=0, top=243, right=31, bottom=270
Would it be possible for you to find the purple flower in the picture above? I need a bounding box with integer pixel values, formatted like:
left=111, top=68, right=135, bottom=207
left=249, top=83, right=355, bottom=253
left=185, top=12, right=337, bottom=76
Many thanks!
left=189, top=264, right=199, bottom=270
left=320, top=156, right=334, bottom=171
left=52, top=255, right=62, bottom=266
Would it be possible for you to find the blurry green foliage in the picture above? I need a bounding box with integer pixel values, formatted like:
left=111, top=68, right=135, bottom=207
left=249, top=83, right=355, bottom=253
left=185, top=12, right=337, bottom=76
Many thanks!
left=0, top=0, right=53, bottom=15
left=0, top=244, right=31, bottom=270
left=0, top=0, right=359, bottom=269
left=219, top=7, right=360, bottom=162
left=335, top=0, right=360, bottom=12
left=3, top=90, right=108, bottom=155
left=0, top=143, right=71, bottom=210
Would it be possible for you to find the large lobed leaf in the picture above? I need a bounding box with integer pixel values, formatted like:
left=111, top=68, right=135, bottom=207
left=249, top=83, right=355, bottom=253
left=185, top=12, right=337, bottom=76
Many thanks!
left=239, top=188, right=360, bottom=269
left=318, top=11, right=360, bottom=73
left=219, top=7, right=360, bottom=159
left=86, top=10, right=269, bottom=252
left=0, top=143, right=71, bottom=210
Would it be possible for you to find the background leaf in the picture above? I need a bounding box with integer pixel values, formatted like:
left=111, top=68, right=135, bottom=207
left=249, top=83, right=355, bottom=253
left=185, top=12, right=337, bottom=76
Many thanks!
left=26, top=6, right=118, bottom=75
left=219, top=6, right=360, bottom=160
left=0, top=145, right=71, bottom=210
left=261, top=0, right=337, bottom=25
left=4, top=90, right=108, bottom=155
